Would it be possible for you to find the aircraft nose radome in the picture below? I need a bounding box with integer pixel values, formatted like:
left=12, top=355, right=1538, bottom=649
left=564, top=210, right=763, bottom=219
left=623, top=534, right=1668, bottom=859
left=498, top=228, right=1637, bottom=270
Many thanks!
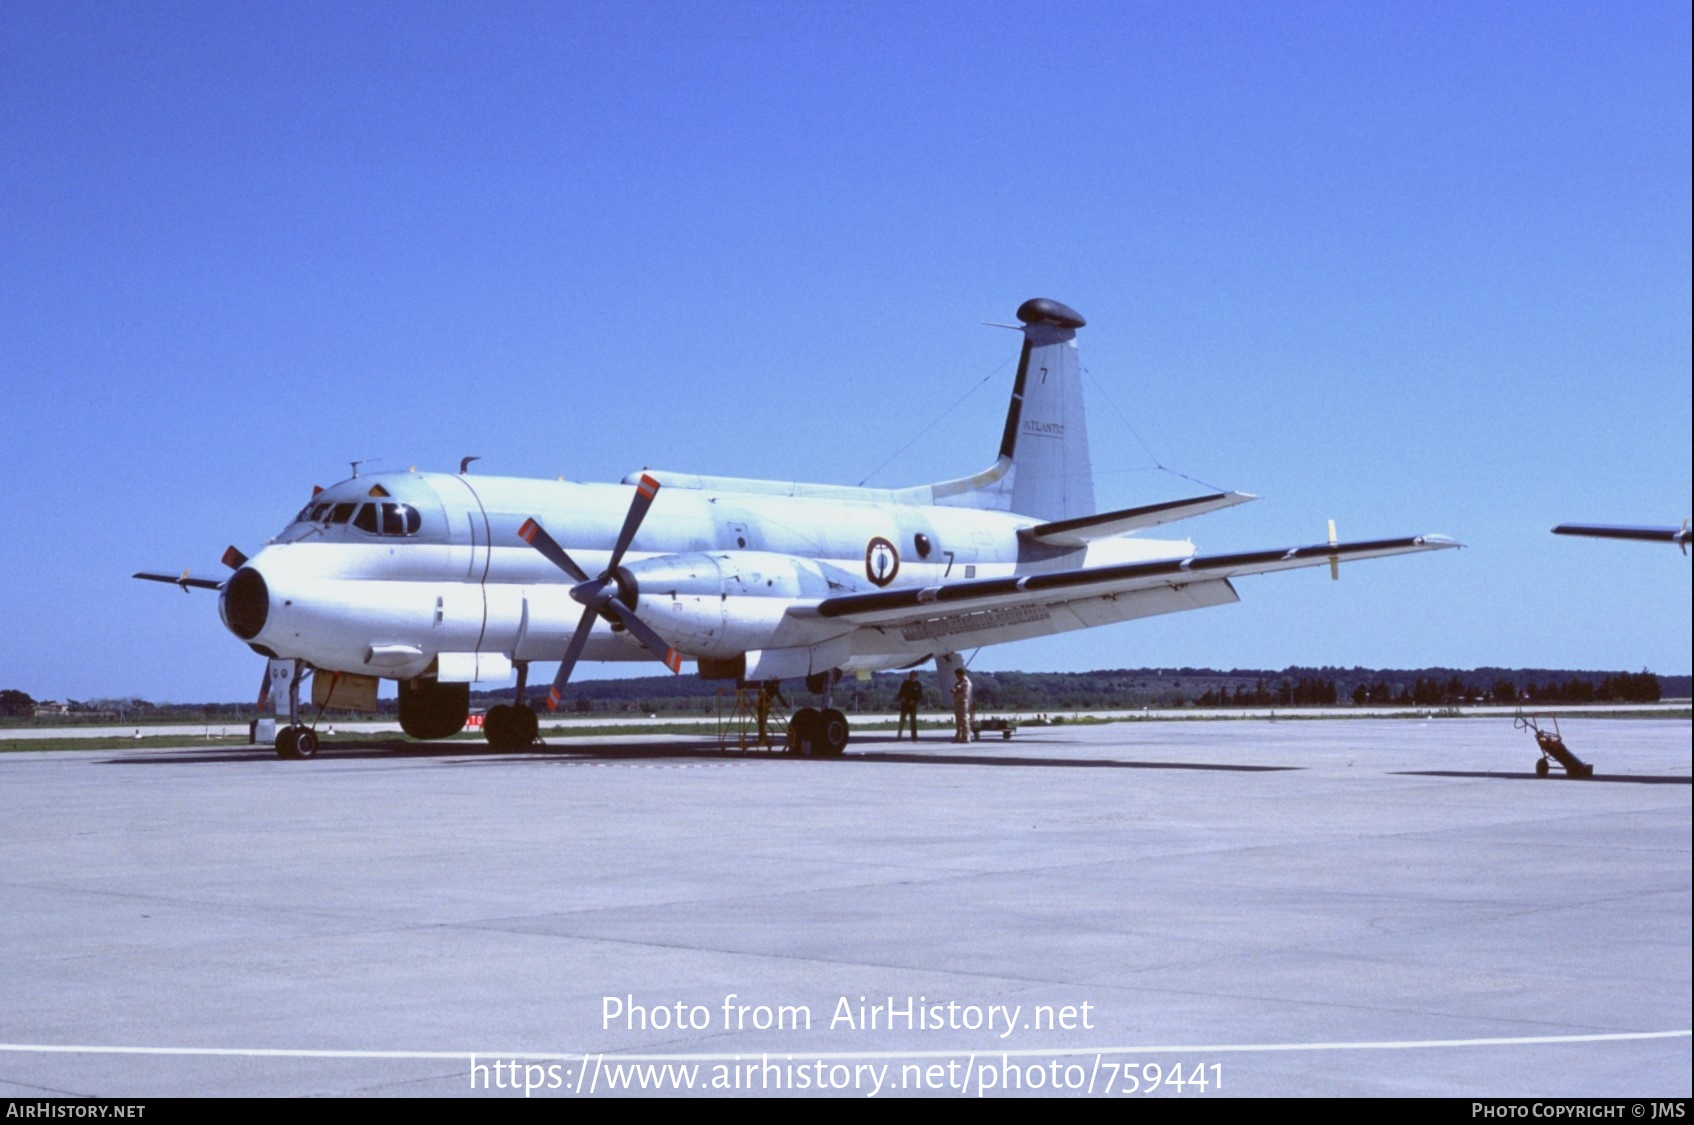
left=1016, top=297, right=1086, bottom=329
left=220, top=566, right=269, bottom=640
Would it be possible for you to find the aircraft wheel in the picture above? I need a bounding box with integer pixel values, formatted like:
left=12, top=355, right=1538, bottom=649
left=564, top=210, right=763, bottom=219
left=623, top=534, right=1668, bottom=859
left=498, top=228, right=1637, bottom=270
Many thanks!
left=818, top=708, right=849, bottom=756
left=485, top=705, right=511, bottom=748
left=485, top=705, right=537, bottom=750
left=276, top=725, right=317, bottom=760
left=1535, top=757, right=1549, bottom=777
left=514, top=705, right=539, bottom=746
left=788, top=708, right=820, bottom=755
left=398, top=678, right=470, bottom=740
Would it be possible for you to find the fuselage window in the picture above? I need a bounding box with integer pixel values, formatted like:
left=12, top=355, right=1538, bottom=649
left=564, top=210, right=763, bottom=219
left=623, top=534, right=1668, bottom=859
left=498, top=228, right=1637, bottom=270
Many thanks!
left=353, top=504, right=379, bottom=533
left=329, top=502, right=357, bottom=525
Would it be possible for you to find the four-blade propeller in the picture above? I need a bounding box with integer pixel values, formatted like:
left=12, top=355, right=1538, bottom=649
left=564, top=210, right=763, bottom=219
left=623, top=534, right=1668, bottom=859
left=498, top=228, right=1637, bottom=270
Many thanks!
left=518, top=474, right=681, bottom=710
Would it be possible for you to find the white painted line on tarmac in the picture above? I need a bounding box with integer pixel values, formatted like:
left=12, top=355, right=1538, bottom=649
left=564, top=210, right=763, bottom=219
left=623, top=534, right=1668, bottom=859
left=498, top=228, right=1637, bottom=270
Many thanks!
left=2, top=1029, right=1687, bottom=1062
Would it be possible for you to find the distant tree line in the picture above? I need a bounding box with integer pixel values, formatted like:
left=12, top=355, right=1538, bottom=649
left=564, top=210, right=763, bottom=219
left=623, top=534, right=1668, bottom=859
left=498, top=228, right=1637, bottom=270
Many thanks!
left=2, top=667, right=1681, bottom=723
left=501, top=665, right=1678, bottom=716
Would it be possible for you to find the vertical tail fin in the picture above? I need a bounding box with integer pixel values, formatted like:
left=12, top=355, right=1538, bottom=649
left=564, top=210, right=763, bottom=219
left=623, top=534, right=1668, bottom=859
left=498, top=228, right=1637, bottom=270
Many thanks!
left=1001, top=298, right=1095, bottom=521
left=923, top=297, right=1097, bottom=519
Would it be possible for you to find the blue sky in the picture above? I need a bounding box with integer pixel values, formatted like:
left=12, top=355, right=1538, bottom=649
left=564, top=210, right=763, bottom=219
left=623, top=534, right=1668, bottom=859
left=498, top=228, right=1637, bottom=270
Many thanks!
left=2, top=0, right=1688, bottom=703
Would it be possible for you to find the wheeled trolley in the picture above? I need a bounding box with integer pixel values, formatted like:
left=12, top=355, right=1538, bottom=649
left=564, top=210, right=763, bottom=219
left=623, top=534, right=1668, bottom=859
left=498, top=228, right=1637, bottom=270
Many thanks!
left=1513, top=712, right=1593, bottom=778
left=970, top=716, right=1017, bottom=741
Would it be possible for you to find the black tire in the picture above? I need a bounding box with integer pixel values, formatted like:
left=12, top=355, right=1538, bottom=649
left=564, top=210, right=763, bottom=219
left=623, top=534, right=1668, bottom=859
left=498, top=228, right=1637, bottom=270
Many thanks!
left=485, top=704, right=513, bottom=748
left=818, top=708, right=849, bottom=756
left=275, top=725, right=317, bottom=760
left=485, top=704, right=537, bottom=750
left=398, top=678, right=470, bottom=740
left=1535, top=757, right=1549, bottom=777
left=514, top=705, right=539, bottom=746
left=788, top=708, right=821, bottom=755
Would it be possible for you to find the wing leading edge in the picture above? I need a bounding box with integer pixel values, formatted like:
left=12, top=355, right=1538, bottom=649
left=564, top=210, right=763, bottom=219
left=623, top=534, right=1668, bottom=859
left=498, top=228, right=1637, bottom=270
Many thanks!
left=802, top=534, right=1460, bottom=627
left=1552, top=523, right=1690, bottom=548
left=133, top=571, right=224, bottom=592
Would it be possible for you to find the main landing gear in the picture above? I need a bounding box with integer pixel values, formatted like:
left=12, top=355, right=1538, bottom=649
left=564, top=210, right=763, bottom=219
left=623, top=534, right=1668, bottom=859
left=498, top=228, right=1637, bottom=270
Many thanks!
left=484, top=660, right=540, bottom=750
left=787, top=671, right=849, bottom=756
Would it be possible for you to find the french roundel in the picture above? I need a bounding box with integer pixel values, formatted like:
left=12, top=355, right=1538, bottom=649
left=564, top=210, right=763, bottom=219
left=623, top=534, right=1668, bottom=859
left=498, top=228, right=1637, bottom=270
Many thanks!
left=865, top=536, right=900, bottom=587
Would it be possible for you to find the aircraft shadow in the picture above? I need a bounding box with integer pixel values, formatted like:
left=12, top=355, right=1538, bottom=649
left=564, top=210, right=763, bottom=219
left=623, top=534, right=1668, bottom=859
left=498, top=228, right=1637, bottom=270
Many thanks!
left=102, top=738, right=1297, bottom=773
left=1395, top=769, right=1691, bottom=787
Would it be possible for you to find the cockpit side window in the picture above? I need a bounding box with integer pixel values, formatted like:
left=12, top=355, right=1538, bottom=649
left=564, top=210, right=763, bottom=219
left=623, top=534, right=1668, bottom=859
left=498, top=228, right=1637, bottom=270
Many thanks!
left=329, top=502, right=357, bottom=524
left=380, top=503, right=421, bottom=536
left=353, top=504, right=379, bottom=533
left=310, top=502, right=332, bottom=522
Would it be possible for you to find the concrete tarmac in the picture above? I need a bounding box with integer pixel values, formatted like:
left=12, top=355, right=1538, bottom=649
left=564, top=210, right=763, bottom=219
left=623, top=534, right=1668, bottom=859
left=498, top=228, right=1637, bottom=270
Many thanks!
left=2, top=717, right=1688, bottom=1098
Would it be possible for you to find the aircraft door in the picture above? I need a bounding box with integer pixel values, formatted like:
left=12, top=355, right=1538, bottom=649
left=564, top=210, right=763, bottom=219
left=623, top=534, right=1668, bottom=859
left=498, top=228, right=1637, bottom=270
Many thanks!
left=434, top=475, right=495, bottom=667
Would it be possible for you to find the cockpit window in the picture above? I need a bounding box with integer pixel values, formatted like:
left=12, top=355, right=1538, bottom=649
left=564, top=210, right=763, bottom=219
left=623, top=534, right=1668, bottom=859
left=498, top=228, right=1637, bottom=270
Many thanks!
left=302, top=497, right=422, bottom=536
left=381, top=503, right=420, bottom=536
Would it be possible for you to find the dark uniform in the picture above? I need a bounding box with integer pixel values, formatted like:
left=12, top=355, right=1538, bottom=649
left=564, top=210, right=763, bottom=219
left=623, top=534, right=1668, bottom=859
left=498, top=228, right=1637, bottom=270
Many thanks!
left=896, top=674, right=924, bottom=740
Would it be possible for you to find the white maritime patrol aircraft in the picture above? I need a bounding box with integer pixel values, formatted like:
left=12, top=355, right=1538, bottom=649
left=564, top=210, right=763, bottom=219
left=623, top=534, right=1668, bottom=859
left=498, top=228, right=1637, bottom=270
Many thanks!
left=137, top=298, right=1459, bottom=758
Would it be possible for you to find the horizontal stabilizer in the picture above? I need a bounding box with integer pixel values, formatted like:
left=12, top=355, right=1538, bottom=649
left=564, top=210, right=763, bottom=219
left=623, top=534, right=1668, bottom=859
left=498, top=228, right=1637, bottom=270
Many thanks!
left=803, top=534, right=1460, bottom=627
left=1553, top=523, right=1690, bottom=547
left=134, top=571, right=223, bottom=592
left=1022, top=492, right=1258, bottom=546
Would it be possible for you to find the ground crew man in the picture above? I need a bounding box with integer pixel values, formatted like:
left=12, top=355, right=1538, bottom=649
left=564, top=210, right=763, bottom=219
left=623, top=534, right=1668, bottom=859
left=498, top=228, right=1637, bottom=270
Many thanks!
left=952, top=667, right=973, bottom=743
left=896, top=672, right=924, bottom=740
left=755, top=679, right=786, bottom=748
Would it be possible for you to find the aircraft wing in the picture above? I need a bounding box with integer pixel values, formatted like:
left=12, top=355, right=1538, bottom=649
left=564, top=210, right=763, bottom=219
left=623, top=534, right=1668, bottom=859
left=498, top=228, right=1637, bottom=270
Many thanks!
left=803, top=534, right=1460, bottom=627
left=1552, top=523, right=1690, bottom=547
left=134, top=571, right=224, bottom=592
left=1020, top=491, right=1257, bottom=546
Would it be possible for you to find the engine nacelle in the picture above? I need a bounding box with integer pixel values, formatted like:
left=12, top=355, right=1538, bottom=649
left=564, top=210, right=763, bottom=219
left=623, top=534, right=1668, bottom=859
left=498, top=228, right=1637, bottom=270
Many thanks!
left=613, top=551, right=864, bottom=659
left=617, top=551, right=860, bottom=607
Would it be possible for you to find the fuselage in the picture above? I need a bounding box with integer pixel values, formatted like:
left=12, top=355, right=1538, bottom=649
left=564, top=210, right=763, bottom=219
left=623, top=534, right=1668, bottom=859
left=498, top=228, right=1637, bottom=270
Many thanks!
left=222, top=469, right=1195, bottom=684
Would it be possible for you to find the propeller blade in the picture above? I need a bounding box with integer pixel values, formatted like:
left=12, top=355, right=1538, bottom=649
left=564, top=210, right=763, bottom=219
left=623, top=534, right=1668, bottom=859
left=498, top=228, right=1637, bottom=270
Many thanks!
left=545, top=602, right=602, bottom=711
left=602, top=598, right=683, bottom=674
left=222, top=545, right=248, bottom=570
left=605, top=474, right=661, bottom=573
left=518, top=518, right=591, bottom=583
left=533, top=475, right=679, bottom=701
